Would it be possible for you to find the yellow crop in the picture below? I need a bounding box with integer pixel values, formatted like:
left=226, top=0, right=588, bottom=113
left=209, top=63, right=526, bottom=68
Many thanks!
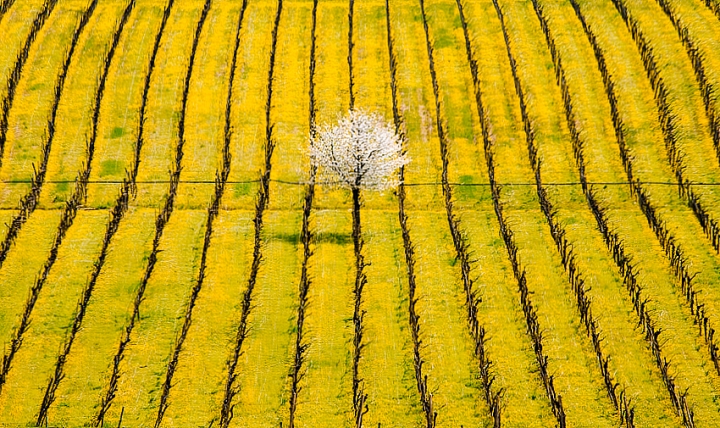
left=0, top=0, right=720, bottom=426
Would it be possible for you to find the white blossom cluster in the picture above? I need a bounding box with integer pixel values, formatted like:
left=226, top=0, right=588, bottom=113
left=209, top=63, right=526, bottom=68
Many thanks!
left=310, top=110, right=409, bottom=190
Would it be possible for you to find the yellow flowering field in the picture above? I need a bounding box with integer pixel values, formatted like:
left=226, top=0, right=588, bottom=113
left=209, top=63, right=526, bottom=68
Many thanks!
left=1, top=0, right=720, bottom=426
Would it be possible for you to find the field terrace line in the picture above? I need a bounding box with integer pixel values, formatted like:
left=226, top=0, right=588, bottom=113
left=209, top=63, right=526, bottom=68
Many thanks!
left=557, top=0, right=700, bottom=424
left=31, top=1, right=137, bottom=424
left=572, top=0, right=720, bottom=389
left=415, top=0, right=505, bottom=425
left=490, top=0, right=637, bottom=424
left=0, top=0, right=59, bottom=167
left=286, top=0, right=317, bottom=426
left=0, top=0, right=98, bottom=270
left=91, top=0, right=179, bottom=423
left=384, top=0, right=437, bottom=426
left=610, top=0, right=720, bottom=255
left=218, top=0, right=282, bottom=425
left=0, top=0, right=113, bottom=396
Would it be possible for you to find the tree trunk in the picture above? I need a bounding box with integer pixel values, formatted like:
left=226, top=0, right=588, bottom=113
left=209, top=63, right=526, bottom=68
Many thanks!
left=350, top=185, right=367, bottom=426
left=351, top=187, right=362, bottom=256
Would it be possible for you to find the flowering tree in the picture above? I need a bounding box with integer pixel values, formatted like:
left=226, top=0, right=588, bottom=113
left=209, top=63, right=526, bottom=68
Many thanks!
left=309, top=110, right=408, bottom=426
left=310, top=109, right=409, bottom=190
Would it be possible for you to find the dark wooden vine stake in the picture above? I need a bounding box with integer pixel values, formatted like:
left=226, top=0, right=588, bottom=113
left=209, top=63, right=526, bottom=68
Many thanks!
left=33, top=2, right=136, bottom=425
left=287, top=0, right=318, bottom=425
left=347, top=0, right=355, bottom=109
left=92, top=0, right=179, bottom=424
left=219, top=0, right=282, bottom=426
left=385, top=0, right=437, bottom=426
